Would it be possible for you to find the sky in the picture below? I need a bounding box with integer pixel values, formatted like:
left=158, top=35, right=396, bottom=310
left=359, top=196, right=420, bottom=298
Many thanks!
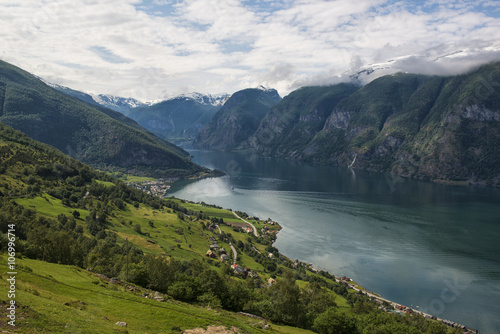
left=1, top=0, right=500, bottom=101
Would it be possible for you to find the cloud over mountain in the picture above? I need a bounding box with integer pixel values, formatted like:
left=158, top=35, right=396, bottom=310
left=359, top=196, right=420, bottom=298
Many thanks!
left=1, top=0, right=499, bottom=99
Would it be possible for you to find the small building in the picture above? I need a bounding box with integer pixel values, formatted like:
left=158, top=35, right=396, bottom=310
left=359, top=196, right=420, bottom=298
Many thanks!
left=221, top=254, right=230, bottom=262
left=268, top=277, right=276, bottom=285
left=248, top=271, right=259, bottom=278
left=206, top=250, right=216, bottom=258
left=231, top=264, right=245, bottom=275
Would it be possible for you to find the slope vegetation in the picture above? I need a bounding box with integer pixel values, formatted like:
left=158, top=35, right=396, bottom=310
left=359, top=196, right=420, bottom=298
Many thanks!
left=0, top=60, right=202, bottom=177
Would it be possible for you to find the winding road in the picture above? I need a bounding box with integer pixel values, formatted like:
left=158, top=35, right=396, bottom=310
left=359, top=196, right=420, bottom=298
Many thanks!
left=229, top=242, right=237, bottom=263
left=232, top=211, right=259, bottom=237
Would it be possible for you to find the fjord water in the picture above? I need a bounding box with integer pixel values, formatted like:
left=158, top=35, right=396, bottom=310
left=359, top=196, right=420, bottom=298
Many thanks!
left=170, top=149, right=500, bottom=334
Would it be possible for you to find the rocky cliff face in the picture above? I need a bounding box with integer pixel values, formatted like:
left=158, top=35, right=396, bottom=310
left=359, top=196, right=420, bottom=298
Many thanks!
left=194, top=87, right=281, bottom=150
left=244, top=84, right=359, bottom=157
left=240, top=63, right=500, bottom=186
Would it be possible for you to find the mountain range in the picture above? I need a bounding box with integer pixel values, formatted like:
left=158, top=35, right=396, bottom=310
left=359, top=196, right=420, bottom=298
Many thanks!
left=0, top=60, right=205, bottom=177
left=241, top=63, right=500, bottom=185
left=48, top=81, right=229, bottom=143
left=15, top=58, right=500, bottom=186
left=188, top=63, right=499, bottom=186
left=126, top=93, right=228, bottom=143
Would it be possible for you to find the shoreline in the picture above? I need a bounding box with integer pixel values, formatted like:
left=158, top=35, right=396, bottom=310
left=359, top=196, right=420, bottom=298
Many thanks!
left=167, top=175, right=483, bottom=333
left=271, top=231, right=479, bottom=334
left=208, top=201, right=479, bottom=333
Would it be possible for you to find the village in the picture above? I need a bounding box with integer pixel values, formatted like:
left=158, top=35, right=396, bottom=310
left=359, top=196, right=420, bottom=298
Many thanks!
left=126, top=178, right=177, bottom=198
left=203, top=215, right=281, bottom=283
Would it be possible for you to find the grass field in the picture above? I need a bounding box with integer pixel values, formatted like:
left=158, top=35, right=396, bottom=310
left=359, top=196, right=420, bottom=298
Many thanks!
left=0, top=255, right=316, bottom=333
left=2, top=190, right=348, bottom=333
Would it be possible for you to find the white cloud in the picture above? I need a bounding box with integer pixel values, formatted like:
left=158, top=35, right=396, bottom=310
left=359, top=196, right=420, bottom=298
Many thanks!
left=0, top=0, right=499, bottom=100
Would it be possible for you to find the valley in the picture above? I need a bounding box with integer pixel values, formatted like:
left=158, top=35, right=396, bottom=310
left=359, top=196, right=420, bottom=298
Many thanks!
left=0, top=57, right=499, bottom=333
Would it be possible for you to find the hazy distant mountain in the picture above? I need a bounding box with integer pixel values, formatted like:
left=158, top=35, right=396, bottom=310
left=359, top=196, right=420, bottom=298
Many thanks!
left=127, top=93, right=229, bottom=143
left=242, top=63, right=500, bottom=185
left=46, top=80, right=230, bottom=143
left=0, top=60, right=204, bottom=177
left=194, top=86, right=281, bottom=150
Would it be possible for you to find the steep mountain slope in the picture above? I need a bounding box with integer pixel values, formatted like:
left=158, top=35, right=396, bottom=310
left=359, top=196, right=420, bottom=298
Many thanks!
left=44, top=81, right=101, bottom=107
left=0, top=60, right=203, bottom=177
left=243, top=63, right=500, bottom=185
left=244, top=83, right=359, bottom=156
left=127, top=93, right=228, bottom=142
left=195, top=87, right=281, bottom=150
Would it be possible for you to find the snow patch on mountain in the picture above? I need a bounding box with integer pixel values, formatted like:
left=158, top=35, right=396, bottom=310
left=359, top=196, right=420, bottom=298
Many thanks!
left=348, top=45, right=500, bottom=84
left=92, top=94, right=146, bottom=111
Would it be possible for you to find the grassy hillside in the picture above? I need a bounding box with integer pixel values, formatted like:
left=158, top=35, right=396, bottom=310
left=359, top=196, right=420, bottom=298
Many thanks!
left=0, top=60, right=203, bottom=178
left=0, top=124, right=463, bottom=333
left=0, top=256, right=317, bottom=334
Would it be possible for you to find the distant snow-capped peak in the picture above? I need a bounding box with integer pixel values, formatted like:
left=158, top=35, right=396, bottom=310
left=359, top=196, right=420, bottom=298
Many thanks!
left=256, top=85, right=274, bottom=92
left=172, top=92, right=230, bottom=106
left=92, top=94, right=146, bottom=109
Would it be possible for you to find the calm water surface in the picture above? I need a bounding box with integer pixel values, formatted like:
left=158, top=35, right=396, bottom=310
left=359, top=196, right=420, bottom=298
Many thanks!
left=170, top=149, right=500, bottom=334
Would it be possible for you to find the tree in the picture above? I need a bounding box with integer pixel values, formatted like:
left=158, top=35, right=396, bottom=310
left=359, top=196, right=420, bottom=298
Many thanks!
left=144, top=255, right=178, bottom=292
left=313, top=307, right=358, bottom=334
left=197, top=292, right=222, bottom=309
left=134, top=224, right=142, bottom=234
left=168, top=278, right=198, bottom=302
left=266, top=269, right=306, bottom=327
left=72, top=210, right=80, bottom=219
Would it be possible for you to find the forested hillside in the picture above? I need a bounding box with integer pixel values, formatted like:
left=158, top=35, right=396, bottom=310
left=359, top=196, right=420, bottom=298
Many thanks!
left=0, top=60, right=203, bottom=178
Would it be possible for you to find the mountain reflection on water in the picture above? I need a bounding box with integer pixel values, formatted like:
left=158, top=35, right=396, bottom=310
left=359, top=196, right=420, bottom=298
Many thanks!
left=170, top=149, right=500, bottom=334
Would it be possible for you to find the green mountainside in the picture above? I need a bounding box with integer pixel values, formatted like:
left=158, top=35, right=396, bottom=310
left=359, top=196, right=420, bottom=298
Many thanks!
left=243, top=63, right=500, bottom=186
left=0, top=123, right=461, bottom=333
left=0, top=60, right=203, bottom=178
left=244, top=83, right=359, bottom=156
left=194, top=88, right=282, bottom=150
